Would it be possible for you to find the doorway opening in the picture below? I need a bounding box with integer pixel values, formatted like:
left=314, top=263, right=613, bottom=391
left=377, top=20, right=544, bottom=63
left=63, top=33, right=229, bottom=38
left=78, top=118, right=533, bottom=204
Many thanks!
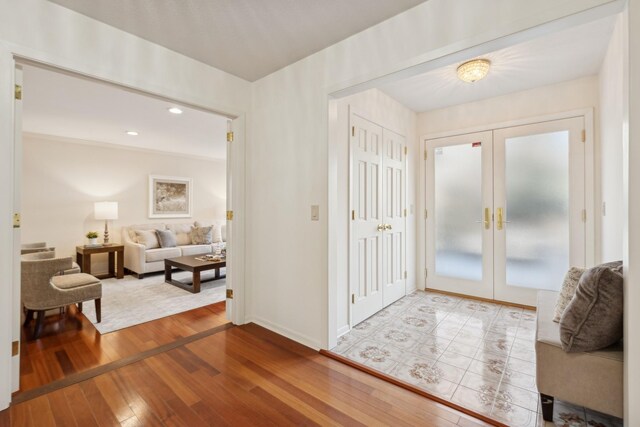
left=12, top=61, right=244, bottom=397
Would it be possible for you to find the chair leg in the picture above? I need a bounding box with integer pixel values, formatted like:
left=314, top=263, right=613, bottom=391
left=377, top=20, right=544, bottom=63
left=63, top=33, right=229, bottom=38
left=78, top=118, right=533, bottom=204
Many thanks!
left=77, top=301, right=83, bottom=312
left=540, top=393, right=554, bottom=422
left=33, top=310, right=46, bottom=339
left=23, top=309, right=34, bottom=327
left=95, top=298, right=101, bottom=323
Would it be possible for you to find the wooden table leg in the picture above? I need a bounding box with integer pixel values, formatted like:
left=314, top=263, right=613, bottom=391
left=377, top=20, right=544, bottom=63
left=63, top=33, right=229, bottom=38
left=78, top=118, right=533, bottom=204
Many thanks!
left=116, top=249, right=124, bottom=279
left=215, top=268, right=220, bottom=279
left=108, top=252, right=115, bottom=278
left=165, top=263, right=172, bottom=283
left=82, top=253, right=92, bottom=274
left=193, top=270, right=201, bottom=293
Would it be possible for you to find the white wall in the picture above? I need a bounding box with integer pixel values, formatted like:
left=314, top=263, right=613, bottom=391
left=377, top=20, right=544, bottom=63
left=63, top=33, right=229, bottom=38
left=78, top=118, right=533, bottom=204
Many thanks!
left=599, top=15, right=625, bottom=263
left=247, top=0, right=618, bottom=350
left=22, top=134, right=226, bottom=274
left=332, top=89, right=417, bottom=336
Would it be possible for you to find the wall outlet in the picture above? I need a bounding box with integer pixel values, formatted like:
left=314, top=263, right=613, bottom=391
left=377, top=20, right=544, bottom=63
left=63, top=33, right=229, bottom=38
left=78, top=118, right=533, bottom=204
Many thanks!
left=311, top=205, right=319, bottom=221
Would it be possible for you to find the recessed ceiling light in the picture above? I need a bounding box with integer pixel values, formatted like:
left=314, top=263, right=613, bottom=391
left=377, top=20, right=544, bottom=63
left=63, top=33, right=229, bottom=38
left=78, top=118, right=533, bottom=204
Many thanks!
left=457, top=59, right=491, bottom=83
left=126, top=131, right=139, bottom=136
left=168, top=107, right=183, bottom=114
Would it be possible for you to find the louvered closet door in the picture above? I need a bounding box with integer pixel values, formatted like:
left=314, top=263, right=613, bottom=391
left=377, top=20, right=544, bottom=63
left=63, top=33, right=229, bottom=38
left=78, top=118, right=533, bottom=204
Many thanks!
left=350, top=113, right=384, bottom=326
left=382, top=129, right=406, bottom=307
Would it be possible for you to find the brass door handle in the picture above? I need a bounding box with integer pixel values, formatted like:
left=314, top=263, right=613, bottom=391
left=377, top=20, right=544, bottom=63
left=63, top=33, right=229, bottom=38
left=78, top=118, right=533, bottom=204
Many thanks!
left=484, top=208, right=491, bottom=230
left=377, top=224, right=385, bottom=231
left=384, top=224, right=392, bottom=230
left=497, top=207, right=507, bottom=230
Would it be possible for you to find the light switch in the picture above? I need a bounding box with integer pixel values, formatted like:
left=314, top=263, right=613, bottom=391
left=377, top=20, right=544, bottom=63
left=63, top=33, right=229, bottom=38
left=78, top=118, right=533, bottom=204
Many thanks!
left=311, top=205, right=319, bottom=221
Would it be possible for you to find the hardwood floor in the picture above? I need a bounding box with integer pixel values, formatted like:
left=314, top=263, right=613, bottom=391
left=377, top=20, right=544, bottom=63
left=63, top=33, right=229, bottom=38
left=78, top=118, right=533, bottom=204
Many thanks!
left=3, top=322, right=492, bottom=426
left=18, top=300, right=228, bottom=393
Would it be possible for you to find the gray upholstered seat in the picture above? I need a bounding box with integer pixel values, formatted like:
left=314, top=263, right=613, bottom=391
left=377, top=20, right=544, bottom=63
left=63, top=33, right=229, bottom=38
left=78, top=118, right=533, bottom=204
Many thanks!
left=21, top=241, right=55, bottom=255
left=21, top=254, right=102, bottom=339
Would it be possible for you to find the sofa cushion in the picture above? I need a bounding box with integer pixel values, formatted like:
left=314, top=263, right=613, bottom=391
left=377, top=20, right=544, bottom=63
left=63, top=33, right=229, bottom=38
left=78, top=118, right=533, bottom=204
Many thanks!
left=156, top=230, right=177, bottom=248
left=145, top=247, right=181, bottom=263
left=166, top=223, right=193, bottom=246
left=195, top=221, right=223, bottom=243
left=191, top=226, right=213, bottom=244
left=180, top=245, right=212, bottom=257
left=553, top=267, right=585, bottom=322
left=51, top=273, right=100, bottom=290
left=560, top=261, right=623, bottom=353
left=127, top=223, right=165, bottom=241
left=134, top=229, right=160, bottom=249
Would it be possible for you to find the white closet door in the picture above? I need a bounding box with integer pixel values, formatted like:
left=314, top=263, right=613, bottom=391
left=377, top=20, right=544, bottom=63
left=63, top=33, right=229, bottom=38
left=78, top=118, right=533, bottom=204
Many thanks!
left=425, top=131, right=494, bottom=300
left=350, top=113, right=384, bottom=325
left=493, top=117, right=585, bottom=305
left=382, top=129, right=406, bottom=306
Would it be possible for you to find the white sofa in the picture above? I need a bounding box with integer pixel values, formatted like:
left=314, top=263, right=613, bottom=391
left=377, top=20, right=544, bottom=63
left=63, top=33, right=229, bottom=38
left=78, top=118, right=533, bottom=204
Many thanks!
left=122, top=221, right=226, bottom=278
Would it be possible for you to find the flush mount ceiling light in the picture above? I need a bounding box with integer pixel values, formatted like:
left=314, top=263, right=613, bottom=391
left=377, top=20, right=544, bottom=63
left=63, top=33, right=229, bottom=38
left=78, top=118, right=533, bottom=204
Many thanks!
left=125, top=131, right=139, bottom=136
left=168, top=107, right=183, bottom=114
left=457, top=58, right=491, bottom=83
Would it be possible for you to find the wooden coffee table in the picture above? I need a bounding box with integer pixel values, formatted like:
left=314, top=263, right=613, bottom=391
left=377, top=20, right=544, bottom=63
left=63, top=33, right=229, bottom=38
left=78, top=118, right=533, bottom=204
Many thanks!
left=164, top=255, right=226, bottom=293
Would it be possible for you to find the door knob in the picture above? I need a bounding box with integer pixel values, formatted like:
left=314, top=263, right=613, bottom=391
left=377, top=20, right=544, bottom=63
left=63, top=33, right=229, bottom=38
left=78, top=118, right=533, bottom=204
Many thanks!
left=377, top=224, right=385, bottom=231
left=384, top=224, right=392, bottom=230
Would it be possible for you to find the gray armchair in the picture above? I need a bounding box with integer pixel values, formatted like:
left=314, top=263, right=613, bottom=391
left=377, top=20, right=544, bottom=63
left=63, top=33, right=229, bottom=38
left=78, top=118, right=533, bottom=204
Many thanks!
left=21, top=252, right=102, bottom=339
left=21, top=242, right=55, bottom=255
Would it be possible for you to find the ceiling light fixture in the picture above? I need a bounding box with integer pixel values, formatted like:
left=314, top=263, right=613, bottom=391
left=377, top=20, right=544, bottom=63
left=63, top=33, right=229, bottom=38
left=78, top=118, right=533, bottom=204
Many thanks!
left=168, top=107, right=183, bottom=114
left=457, top=59, right=491, bottom=83
left=126, top=131, right=139, bottom=136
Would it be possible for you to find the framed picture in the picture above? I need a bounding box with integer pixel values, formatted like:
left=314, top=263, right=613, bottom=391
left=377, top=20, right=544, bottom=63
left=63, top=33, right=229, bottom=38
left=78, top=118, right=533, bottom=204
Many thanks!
left=148, top=175, right=193, bottom=218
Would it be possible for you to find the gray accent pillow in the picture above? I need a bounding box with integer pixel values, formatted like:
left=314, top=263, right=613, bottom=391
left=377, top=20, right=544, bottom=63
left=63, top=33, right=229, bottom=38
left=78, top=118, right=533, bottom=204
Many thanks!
left=553, top=267, right=586, bottom=322
left=156, top=230, right=177, bottom=248
left=134, top=229, right=160, bottom=249
left=560, top=261, right=623, bottom=353
left=191, top=226, right=213, bottom=244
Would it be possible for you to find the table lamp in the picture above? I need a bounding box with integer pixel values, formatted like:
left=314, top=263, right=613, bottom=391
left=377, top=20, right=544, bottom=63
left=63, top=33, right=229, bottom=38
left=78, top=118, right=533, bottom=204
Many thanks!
left=94, top=202, right=118, bottom=245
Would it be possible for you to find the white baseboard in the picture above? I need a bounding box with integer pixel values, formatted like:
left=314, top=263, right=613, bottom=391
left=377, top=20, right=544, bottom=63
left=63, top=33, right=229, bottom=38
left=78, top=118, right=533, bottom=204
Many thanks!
left=246, top=316, right=323, bottom=351
left=337, top=324, right=351, bottom=338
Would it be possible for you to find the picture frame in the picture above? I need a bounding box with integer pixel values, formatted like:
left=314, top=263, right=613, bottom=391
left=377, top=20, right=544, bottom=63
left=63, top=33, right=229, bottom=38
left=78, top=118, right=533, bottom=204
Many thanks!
left=148, top=175, right=193, bottom=218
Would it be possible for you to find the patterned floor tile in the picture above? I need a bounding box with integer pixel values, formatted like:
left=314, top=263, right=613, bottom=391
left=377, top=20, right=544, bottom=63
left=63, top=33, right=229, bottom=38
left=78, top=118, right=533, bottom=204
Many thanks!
left=451, top=385, right=494, bottom=416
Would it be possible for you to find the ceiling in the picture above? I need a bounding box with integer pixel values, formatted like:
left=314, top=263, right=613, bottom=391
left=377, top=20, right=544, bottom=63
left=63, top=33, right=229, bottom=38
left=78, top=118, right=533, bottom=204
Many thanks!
left=47, top=0, right=427, bottom=82
left=22, top=65, right=228, bottom=159
left=378, top=16, right=617, bottom=113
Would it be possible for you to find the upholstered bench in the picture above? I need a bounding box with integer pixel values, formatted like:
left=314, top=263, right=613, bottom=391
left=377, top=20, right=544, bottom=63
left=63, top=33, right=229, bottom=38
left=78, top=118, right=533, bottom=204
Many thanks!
left=535, top=290, right=623, bottom=420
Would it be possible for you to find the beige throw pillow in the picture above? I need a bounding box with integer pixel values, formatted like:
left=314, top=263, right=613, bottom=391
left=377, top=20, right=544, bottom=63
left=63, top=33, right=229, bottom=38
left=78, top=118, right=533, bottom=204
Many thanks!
left=191, top=226, right=213, bottom=245
left=553, top=267, right=585, bottom=322
left=134, top=229, right=160, bottom=249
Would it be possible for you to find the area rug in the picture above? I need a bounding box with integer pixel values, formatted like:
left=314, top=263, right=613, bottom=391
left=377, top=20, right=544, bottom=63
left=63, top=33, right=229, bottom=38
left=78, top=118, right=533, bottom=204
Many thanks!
left=81, top=271, right=226, bottom=334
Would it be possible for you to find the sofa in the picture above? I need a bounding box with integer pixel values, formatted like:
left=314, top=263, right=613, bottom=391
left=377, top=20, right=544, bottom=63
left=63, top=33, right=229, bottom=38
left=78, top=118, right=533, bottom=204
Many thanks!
left=535, top=290, right=623, bottom=420
left=122, top=220, right=226, bottom=278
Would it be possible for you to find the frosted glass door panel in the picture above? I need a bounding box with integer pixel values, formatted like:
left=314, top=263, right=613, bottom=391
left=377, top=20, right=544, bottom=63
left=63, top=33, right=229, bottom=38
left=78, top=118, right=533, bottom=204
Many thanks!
left=434, top=144, right=483, bottom=281
left=505, top=131, right=569, bottom=289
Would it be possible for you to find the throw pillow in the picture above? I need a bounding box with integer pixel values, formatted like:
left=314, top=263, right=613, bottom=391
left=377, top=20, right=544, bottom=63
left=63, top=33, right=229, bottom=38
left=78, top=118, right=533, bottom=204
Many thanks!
left=559, top=261, right=623, bottom=353
left=191, top=226, right=213, bottom=245
left=156, top=230, right=177, bottom=248
left=553, top=267, right=586, bottom=322
left=134, top=229, right=160, bottom=249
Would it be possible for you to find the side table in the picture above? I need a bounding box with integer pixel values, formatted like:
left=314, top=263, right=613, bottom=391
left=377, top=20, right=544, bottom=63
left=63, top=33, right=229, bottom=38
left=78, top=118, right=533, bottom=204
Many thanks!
left=76, top=244, right=125, bottom=279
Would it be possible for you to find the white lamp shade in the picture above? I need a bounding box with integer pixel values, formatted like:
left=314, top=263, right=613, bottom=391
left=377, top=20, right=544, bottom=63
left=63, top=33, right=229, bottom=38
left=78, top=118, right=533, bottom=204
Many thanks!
left=94, top=202, right=118, bottom=220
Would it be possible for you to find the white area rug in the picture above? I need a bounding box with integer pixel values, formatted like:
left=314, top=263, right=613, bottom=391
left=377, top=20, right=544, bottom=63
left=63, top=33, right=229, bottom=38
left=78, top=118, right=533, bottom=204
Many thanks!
left=82, top=271, right=226, bottom=334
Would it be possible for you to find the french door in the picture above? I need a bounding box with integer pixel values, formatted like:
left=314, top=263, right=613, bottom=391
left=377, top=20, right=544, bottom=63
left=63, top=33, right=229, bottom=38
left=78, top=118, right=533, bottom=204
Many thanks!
left=350, top=111, right=406, bottom=326
left=426, top=117, right=586, bottom=306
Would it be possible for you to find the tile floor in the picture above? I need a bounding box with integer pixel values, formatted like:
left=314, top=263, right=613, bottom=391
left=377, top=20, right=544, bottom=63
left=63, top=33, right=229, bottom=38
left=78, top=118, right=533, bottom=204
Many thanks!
left=331, top=290, right=623, bottom=427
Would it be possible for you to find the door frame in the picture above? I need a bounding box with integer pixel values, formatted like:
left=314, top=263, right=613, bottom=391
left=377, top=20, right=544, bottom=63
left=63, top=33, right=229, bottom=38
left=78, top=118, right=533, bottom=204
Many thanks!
left=347, top=106, right=407, bottom=331
left=4, top=54, right=248, bottom=400
left=419, top=108, right=595, bottom=292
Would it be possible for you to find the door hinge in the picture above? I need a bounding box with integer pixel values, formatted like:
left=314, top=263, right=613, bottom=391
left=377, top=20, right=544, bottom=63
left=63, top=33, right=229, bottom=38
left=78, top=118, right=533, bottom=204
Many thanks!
left=226, top=289, right=233, bottom=299
left=12, top=341, right=19, bottom=356
left=351, top=210, right=356, bottom=220
left=226, top=210, right=234, bottom=221
left=13, top=213, right=20, bottom=228
left=404, top=146, right=408, bottom=155
left=14, top=84, right=22, bottom=100
left=424, top=150, right=428, bottom=160
left=351, top=126, right=355, bottom=137
left=351, top=293, right=355, bottom=304
left=582, top=209, right=587, bottom=222
left=425, top=209, right=428, bottom=219
left=425, top=268, right=428, bottom=278
left=226, top=131, right=234, bottom=143
left=581, top=129, right=586, bottom=143
left=404, top=271, right=407, bottom=279
left=404, top=208, right=407, bottom=217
